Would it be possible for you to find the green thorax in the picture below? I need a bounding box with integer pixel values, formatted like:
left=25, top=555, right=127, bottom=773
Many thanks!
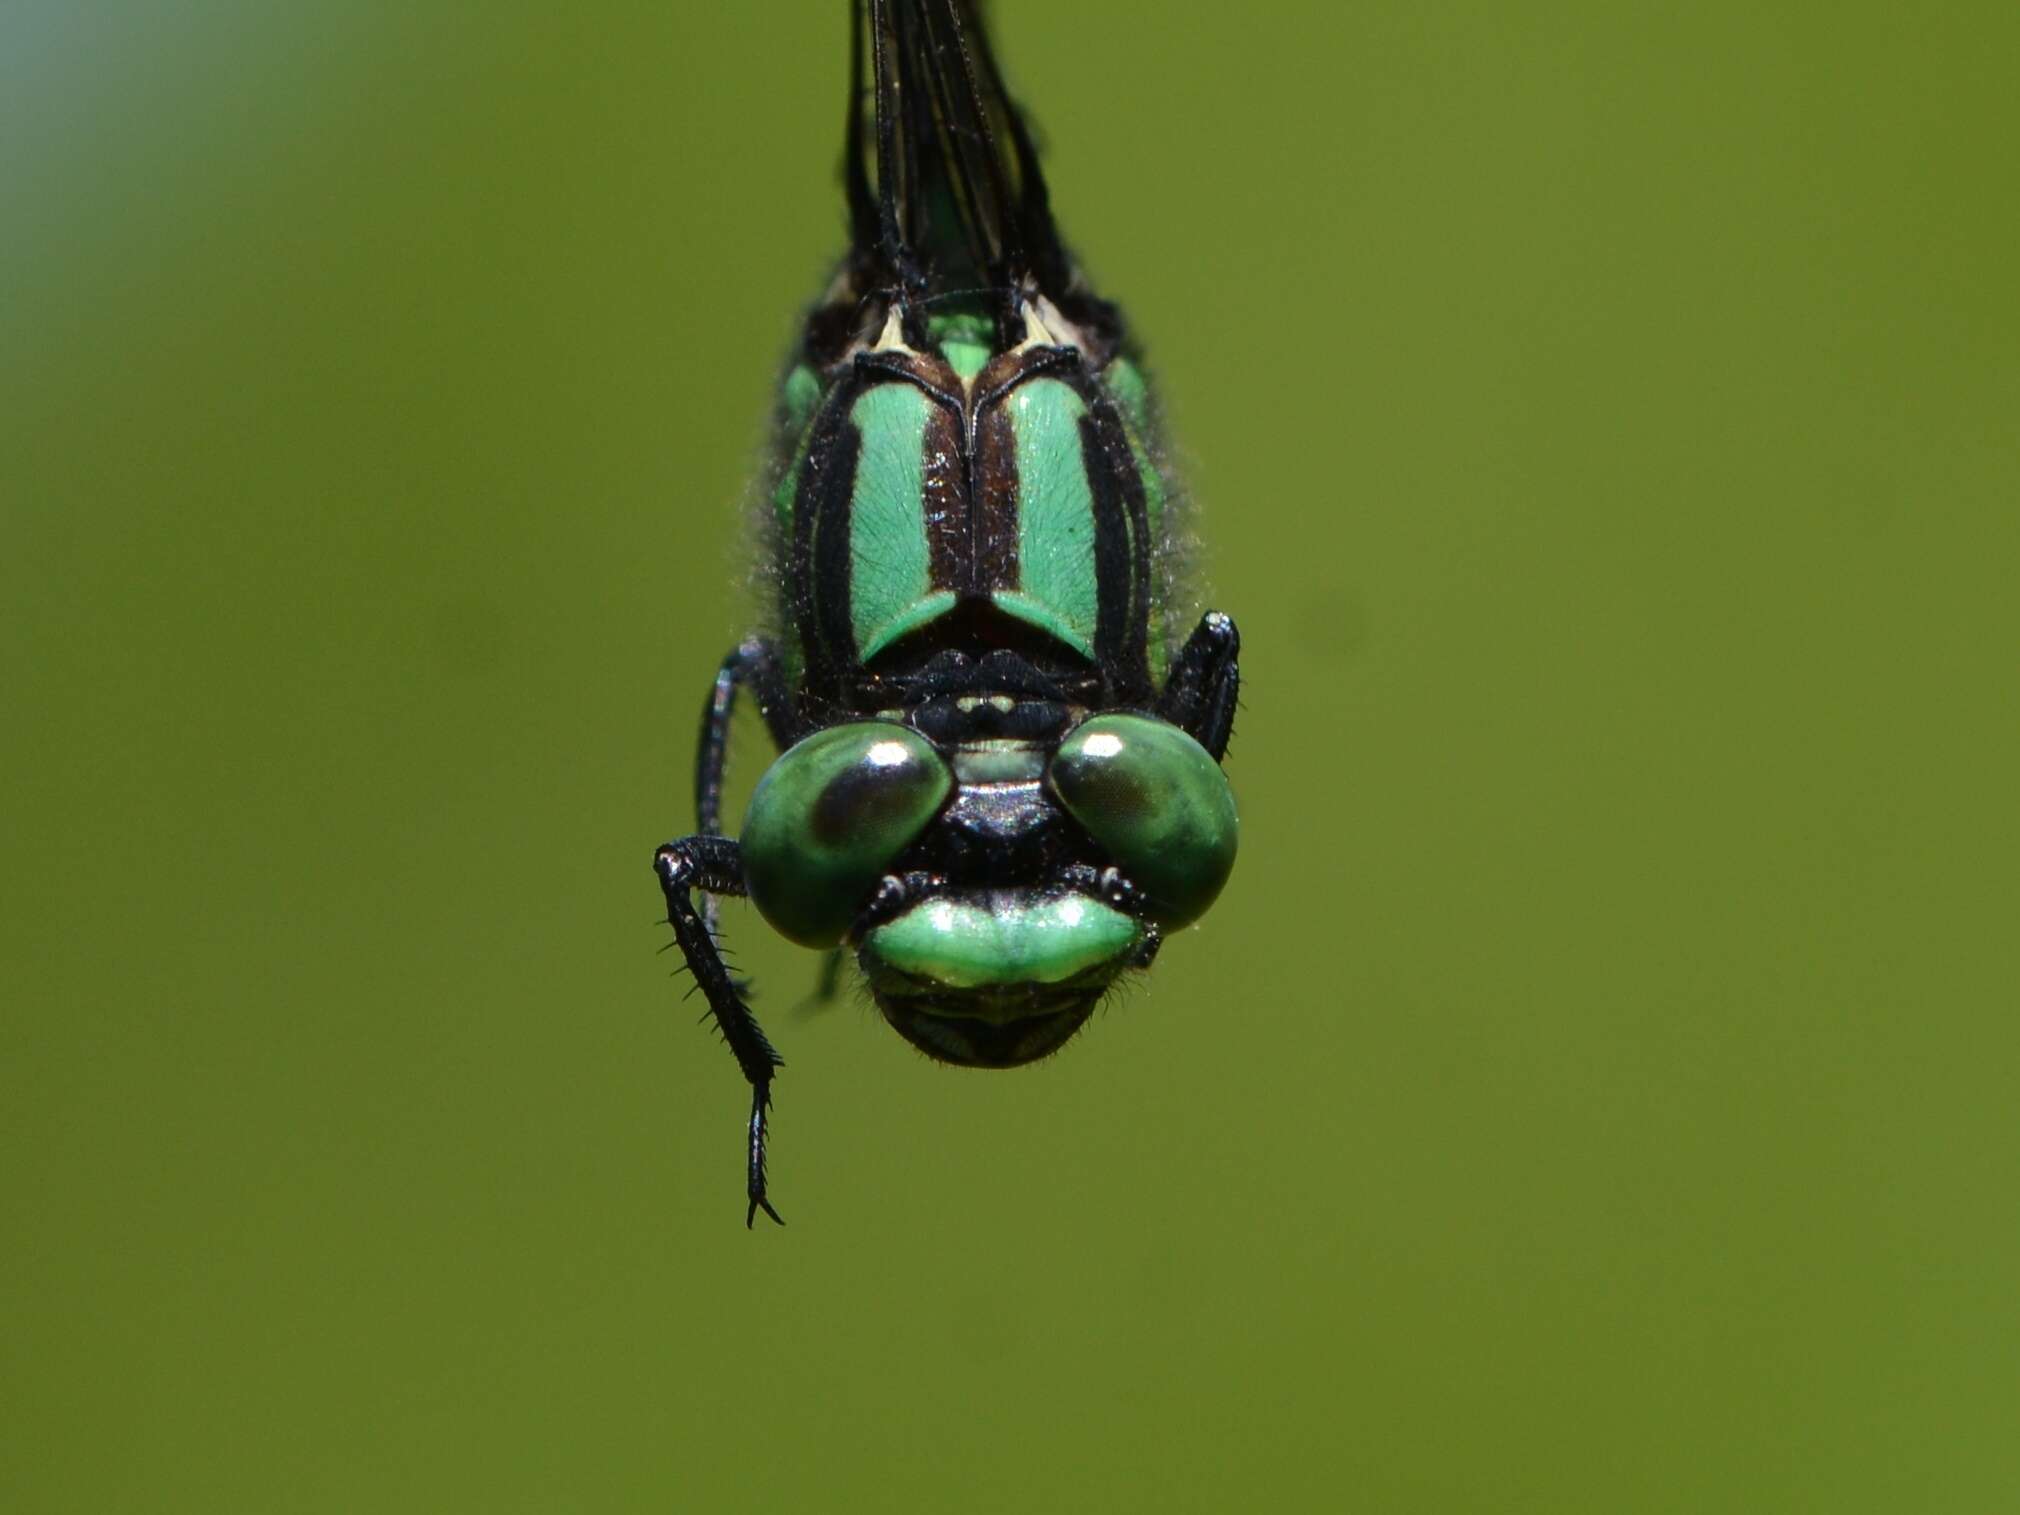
left=928, top=309, right=994, bottom=385
left=768, top=301, right=1174, bottom=703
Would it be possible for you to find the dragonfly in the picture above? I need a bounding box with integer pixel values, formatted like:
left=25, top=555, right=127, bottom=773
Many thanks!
left=654, top=0, right=1241, bottom=1225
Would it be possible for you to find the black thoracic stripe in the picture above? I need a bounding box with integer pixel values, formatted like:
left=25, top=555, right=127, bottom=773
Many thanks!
left=790, top=380, right=865, bottom=694
left=810, top=422, right=862, bottom=683
left=1103, top=393, right=1155, bottom=688
left=971, top=400, right=1019, bottom=592
left=1080, top=406, right=1151, bottom=699
left=920, top=400, right=968, bottom=590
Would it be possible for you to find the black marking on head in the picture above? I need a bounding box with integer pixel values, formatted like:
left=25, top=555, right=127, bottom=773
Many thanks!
left=881, top=997, right=1096, bottom=1067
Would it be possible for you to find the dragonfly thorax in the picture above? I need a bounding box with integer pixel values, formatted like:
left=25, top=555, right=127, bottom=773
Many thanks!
left=772, top=297, right=1172, bottom=722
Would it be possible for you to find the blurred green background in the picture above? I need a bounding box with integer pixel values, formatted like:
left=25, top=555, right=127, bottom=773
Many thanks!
left=5, top=2, right=2016, bottom=1509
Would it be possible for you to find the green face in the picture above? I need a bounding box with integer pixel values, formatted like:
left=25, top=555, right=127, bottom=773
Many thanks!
left=866, top=893, right=1142, bottom=989
left=859, top=890, right=1144, bottom=1066
left=850, top=712, right=1237, bottom=1067
left=743, top=711, right=1236, bottom=1066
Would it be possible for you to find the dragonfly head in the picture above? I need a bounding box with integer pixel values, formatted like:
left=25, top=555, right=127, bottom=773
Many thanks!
left=740, top=710, right=1237, bottom=1067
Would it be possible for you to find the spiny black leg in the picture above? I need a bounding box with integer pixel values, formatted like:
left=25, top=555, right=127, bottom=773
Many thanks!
left=655, top=834, right=785, bottom=1226
left=1158, top=611, right=1240, bottom=761
left=692, top=638, right=801, bottom=959
left=696, top=638, right=800, bottom=836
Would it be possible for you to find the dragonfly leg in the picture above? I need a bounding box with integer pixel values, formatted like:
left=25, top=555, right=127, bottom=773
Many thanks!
left=654, top=834, right=785, bottom=1226
left=691, top=637, right=803, bottom=968
left=806, top=948, right=846, bottom=1008
left=695, top=637, right=799, bottom=835
left=1158, top=611, right=1241, bottom=761
left=665, top=642, right=798, bottom=1226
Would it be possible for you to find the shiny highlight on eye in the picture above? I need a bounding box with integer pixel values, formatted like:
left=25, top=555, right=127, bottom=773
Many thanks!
left=1046, top=714, right=1238, bottom=929
left=741, top=723, right=953, bottom=947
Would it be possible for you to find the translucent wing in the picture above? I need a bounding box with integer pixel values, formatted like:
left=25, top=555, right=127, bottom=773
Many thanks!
left=846, top=0, right=1070, bottom=299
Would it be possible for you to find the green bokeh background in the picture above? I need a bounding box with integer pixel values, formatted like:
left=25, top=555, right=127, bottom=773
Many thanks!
left=5, top=3, right=2015, bottom=1509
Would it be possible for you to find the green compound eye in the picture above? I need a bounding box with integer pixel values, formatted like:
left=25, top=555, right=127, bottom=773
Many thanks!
left=742, top=723, right=952, bottom=948
left=1047, top=714, right=1238, bottom=929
